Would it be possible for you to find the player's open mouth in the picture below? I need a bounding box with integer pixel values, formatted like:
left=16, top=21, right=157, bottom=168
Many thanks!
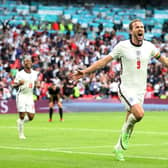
left=138, top=33, right=143, bottom=37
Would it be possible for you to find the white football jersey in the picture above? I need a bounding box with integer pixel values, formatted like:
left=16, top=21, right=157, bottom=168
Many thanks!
left=109, top=40, right=159, bottom=94
left=14, top=69, right=39, bottom=96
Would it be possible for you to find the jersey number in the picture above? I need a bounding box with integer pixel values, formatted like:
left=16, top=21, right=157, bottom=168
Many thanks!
left=137, top=60, right=141, bottom=69
left=29, top=83, right=33, bottom=88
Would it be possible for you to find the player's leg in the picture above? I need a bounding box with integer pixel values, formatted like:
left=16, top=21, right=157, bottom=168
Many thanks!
left=120, top=104, right=144, bottom=150
left=18, top=101, right=36, bottom=139
left=25, top=100, right=36, bottom=122
left=27, top=113, right=35, bottom=121
left=115, top=104, right=144, bottom=150
left=57, top=101, right=64, bottom=121
left=48, top=100, right=54, bottom=122
left=114, top=93, right=144, bottom=160
left=16, top=95, right=27, bottom=139
left=17, top=112, right=26, bottom=139
left=113, top=105, right=144, bottom=161
left=20, top=112, right=35, bottom=125
left=123, top=104, right=144, bottom=135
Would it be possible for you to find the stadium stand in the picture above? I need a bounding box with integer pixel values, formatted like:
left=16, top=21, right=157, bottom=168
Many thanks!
left=0, top=0, right=168, bottom=101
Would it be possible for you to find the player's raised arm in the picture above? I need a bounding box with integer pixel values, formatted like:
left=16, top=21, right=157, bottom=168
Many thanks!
left=72, top=55, right=113, bottom=80
left=157, top=54, right=168, bottom=67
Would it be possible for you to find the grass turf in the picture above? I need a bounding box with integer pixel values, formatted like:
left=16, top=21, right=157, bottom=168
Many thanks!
left=0, top=111, right=168, bottom=168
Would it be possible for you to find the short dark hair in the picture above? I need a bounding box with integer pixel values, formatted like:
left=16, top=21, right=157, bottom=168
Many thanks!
left=129, top=19, right=142, bottom=30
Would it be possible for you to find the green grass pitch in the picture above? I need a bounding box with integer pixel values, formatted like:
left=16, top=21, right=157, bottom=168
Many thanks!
left=0, top=111, right=168, bottom=168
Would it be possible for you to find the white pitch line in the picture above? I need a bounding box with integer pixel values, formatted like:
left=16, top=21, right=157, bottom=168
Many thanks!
left=131, top=142, right=168, bottom=147
left=37, top=143, right=168, bottom=150
left=38, top=141, right=168, bottom=150
left=0, top=126, right=168, bottom=135
left=0, top=145, right=167, bottom=161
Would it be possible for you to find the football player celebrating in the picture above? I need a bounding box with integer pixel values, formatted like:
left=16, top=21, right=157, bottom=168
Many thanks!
left=13, top=56, right=39, bottom=139
left=72, top=19, right=168, bottom=161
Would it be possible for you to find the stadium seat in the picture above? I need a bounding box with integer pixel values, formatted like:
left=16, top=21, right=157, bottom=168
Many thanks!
left=116, top=31, right=129, bottom=40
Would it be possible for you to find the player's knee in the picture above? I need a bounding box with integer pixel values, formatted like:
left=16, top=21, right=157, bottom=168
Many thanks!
left=29, top=117, right=34, bottom=121
left=28, top=114, right=35, bottom=121
left=132, top=111, right=144, bottom=121
left=20, top=116, right=24, bottom=120
left=131, top=104, right=144, bottom=121
left=135, top=112, right=144, bottom=121
left=49, top=102, right=54, bottom=107
left=58, top=103, right=62, bottom=108
left=19, top=114, right=25, bottom=120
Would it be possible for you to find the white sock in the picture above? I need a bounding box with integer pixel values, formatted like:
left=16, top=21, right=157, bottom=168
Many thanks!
left=115, top=114, right=137, bottom=150
left=122, top=113, right=137, bottom=134
left=17, top=118, right=24, bottom=136
left=115, top=135, right=123, bottom=150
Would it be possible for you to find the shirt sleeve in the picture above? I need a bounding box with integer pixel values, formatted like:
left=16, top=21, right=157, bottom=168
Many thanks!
left=108, top=42, right=122, bottom=60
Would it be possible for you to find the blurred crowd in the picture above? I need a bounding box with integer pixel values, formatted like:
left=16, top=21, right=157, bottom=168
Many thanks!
left=0, top=11, right=168, bottom=100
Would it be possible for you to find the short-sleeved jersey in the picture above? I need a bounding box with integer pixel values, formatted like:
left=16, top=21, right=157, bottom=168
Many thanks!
left=109, top=40, right=159, bottom=94
left=14, top=69, right=39, bottom=96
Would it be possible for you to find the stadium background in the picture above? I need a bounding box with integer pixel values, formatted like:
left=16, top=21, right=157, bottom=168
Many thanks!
left=0, top=0, right=168, bottom=113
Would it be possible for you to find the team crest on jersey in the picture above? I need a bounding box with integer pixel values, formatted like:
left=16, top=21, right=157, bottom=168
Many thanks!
left=136, top=50, right=141, bottom=56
